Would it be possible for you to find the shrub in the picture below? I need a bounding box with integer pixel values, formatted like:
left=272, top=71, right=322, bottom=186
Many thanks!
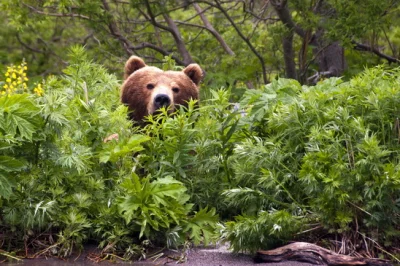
left=1, top=48, right=399, bottom=261
left=221, top=69, right=400, bottom=256
left=0, top=47, right=218, bottom=259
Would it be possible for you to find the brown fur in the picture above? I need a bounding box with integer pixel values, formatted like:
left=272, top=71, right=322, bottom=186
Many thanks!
left=121, top=56, right=203, bottom=123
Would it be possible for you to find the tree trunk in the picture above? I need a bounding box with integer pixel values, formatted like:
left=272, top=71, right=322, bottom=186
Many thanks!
left=255, top=242, right=392, bottom=266
left=271, top=0, right=346, bottom=84
left=271, top=0, right=300, bottom=79
left=282, top=31, right=297, bottom=79
left=306, top=2, right=346, bottom=83
left=308, top=41, right=346, bottom=84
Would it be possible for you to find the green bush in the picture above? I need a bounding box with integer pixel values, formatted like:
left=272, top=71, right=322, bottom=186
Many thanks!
left=0, top=47, right=218, bottom=259
left=221, top=69, right=400, bottom=255
left=1, top=48, right=400, bottom=261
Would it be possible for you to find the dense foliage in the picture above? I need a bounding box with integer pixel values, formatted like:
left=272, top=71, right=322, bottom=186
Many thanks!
left=0, top=48, right=218, bottom=260
left=2, top=0, right=400, bottom=263
left=222, top=72, right=400, bottom=256
left=1, top=47, right=400, bottom=262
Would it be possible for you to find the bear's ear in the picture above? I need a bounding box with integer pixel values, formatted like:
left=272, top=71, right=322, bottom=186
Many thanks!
left=124, top=56, right=146, bottom=80
left=183, top=64, right=203, bottom=86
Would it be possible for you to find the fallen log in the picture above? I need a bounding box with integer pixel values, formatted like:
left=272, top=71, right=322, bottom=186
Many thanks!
left=254, top=242, right=392, bottom=266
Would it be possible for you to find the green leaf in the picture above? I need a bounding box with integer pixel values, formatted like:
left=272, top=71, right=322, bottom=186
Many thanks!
left=184, top=207, right=218, bottom=245
left=0, top=171, right=16, bottom=199
left=99, top=134, right=150, bottom=163
left=0, top=94, right=41, bottom=140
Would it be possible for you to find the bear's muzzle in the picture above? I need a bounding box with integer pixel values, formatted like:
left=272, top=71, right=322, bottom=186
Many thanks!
left=154, top=94, right=171, bottom=110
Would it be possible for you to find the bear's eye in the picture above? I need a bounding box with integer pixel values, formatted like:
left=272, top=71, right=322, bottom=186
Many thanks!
left=172, top=87, right=180, bottom=93
left=147, top=84, right=154, bottom=90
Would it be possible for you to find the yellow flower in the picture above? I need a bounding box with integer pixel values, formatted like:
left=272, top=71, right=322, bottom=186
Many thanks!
left=2, top=62, right=32, bottom=95
left=33, top=83, right=44, bottom=96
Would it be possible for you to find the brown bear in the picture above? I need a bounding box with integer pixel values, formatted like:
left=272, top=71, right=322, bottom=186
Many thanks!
left=121, top=56, right=203, bottom=123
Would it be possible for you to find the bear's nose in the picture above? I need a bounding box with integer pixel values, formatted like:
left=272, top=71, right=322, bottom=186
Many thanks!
left=154, top=94, right=171, bottom=109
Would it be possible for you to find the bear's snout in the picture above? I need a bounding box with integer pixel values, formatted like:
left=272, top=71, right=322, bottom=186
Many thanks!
left=154, top=94, right=171, bottom=109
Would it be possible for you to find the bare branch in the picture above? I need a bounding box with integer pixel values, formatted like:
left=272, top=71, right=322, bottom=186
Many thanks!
left=352, top=41, right=400, bottom=64
left=199, top=0, right=268, bottom=83
left=144, top=0, right=194, bottom=65
left=307, top=70, right=334, bottom=83
left=101, top=0, right=134, bottom=56
left=193, top=3, right=235, bottom=55
left=16, top=34, right=45, bottom=54
left=129, top=42, right=185, bottom=66
left=22, top=3, right=90, bottom=20
left=101, top=1, right=187, bottom=64
left=180, top=5, right=213, bottom=23
left=163, top=13, right=194, bottom=65
left=242, top=0, right=278, bottom=22
left=143, top=0, right=172, bottom=33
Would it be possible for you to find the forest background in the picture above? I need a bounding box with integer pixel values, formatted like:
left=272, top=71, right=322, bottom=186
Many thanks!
left=1, top=0, right=400, bottom=263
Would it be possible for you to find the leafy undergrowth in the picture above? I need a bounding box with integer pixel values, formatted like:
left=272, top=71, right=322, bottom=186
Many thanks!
left=1, top=48, right=400, bottom=262
left=220, top=69, right=400, bottom=261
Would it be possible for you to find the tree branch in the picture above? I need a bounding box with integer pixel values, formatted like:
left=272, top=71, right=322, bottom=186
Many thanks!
left=128, top=42, right=185, bottom=65
left=352, top=41, right=400, bottom=64
left=16, top=33, right=45, bottom=54
left=242, top=0, right=278, bottom=22
left=162, top=13, right=194, bottom=65
left=193, top=3, right=235, bottom=55
left=143, top=0, right=173, bottom=33
left=101, top=0, right=134, bottom=56
left=270, top=0, right=307, bottom=40
left=101, top=0, right=184, bottom=65
left=144, top=0, right=194, bottom=65
left=202, top=0, right=268, bottom=83
left=22, top=3, right=90, bottom=20
left=16, top=33, right=67, bottom=65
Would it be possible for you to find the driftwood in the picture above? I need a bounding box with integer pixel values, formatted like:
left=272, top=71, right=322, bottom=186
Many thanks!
left=254, top=242, right=392, bottom=266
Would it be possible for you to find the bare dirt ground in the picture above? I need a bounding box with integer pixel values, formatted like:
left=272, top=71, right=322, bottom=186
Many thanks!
left=3, top=243, right=320, bottom=266
left=161, top=243, right=319, bottom=266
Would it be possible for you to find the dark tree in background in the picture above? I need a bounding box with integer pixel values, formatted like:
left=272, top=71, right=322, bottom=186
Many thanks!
left=267, top=0, right=398, bottom=83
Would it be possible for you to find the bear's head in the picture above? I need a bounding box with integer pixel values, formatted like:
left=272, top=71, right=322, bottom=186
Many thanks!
left=121, top=56, right=203, bottom=123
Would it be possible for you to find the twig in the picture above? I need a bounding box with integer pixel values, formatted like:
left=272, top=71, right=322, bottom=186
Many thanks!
left=22, top=3, right=90, bottom=20
left=0, top=250, right=22, bottom=261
